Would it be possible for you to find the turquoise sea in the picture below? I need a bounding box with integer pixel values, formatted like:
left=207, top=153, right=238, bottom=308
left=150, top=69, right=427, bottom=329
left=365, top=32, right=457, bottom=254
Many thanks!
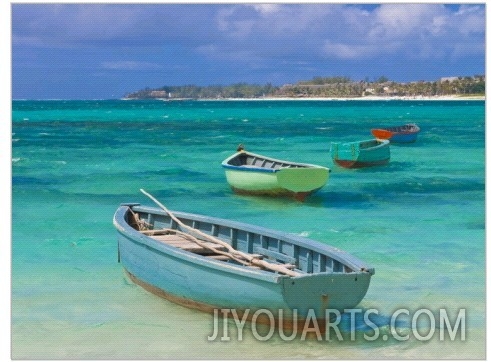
left=11, top=99, right=485, bottom=359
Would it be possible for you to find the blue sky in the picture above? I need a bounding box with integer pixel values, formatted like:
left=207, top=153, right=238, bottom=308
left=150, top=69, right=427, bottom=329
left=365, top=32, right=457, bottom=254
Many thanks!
left=10, top=3, right=486, bottom=100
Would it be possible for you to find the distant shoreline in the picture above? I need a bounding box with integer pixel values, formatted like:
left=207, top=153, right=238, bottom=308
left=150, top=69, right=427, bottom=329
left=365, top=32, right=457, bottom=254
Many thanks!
left=12, top=95, right=485, bottom=102
left=122, top=94, right=485, bottom=101
left=197, top=95, right=485, bottom=101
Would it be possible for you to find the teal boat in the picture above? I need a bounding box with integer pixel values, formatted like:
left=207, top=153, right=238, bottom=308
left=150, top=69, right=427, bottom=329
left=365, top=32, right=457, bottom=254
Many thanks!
left=330, top=139, right=390, bottom=169
left=113, top=192, right=374, bottom=329
left=222, top=147, right=330, bottom=201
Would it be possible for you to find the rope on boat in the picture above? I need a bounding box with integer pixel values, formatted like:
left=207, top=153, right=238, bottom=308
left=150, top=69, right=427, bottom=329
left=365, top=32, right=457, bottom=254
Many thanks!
left=128, top=207, right=150, bottom=230
left=140, top=189, right=299, bottom=277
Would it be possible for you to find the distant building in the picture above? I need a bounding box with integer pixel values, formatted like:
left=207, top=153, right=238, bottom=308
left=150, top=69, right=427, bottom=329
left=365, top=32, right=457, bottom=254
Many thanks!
left=149, top=90, right=167, bottom=98
left=383, top=86, right=399, bottom=95
left=440, top=77, right=459, bottom=82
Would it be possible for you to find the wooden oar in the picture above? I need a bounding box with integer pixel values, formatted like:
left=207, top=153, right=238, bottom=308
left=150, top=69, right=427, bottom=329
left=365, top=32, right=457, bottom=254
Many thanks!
left=140, top=189, right=299, bottom=277
left=155, top=228, right=259, bottom=267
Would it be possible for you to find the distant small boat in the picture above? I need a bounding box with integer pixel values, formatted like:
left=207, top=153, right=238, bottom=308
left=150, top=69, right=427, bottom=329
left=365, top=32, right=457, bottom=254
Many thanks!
left=113, top=190, right=375, bottom=329
left=371, top=123, right=420, bottom=143
left=221, top=146, right=330, bottom=201
left=330, top=139, right=390, bottom=169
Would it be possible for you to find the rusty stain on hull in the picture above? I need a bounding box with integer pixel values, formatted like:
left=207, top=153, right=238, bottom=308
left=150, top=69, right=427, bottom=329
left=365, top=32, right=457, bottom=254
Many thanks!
left=230, top=186, right=312, bottom=202
left=125, top=269, right=330, bottom=333
left=334, top=158, right=389, bottom=169
left=126, top=270, right=218, bottom=314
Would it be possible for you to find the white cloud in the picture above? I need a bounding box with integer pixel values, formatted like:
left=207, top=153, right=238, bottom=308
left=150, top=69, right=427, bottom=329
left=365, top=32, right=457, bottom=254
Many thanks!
left=216, top=7, right=237, bottom=32
left=323, top=41, right=373, bottom=59
left=187, top=3, right=484, bottom=73
left=451, top=42, right=485, bottom=58
left=317, top=4, right=484, bottom=61
left=12, top=4, right=485, bottom=65
left=251, top=4, right=281, bottom=15
left=454, top=5, right=485, bottom=35
left=370, top=4, right=443, bottom=38
left=101, top=61, right=160, bottom=70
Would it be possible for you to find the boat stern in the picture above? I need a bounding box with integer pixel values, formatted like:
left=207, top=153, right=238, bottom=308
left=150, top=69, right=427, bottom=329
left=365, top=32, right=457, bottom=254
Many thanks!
left=280, top=271, right=372, bottom=318
left=371, top=129, right=393, bottom=140
left=276, top=167, right=329, bottom=193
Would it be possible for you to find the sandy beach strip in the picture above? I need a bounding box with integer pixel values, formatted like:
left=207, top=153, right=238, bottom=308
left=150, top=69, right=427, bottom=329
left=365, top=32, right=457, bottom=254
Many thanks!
left=195, top=95, right=485, bottom=101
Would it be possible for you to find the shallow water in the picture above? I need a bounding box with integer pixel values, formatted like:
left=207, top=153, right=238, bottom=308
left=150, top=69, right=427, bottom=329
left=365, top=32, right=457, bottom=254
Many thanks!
left=12, top=99, right=485, bottom=359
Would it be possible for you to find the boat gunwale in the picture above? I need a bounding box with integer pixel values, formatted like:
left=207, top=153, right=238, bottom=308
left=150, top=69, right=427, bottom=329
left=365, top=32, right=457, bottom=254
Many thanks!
left=221, top=151, right=328, bottom=173
left=114, top=204, right=374, bottom=279
left=371, top=123, right=420, bottom=135
left=222, top=163, right=277, bottom=173
left=331, top=138, right=390, bottom=152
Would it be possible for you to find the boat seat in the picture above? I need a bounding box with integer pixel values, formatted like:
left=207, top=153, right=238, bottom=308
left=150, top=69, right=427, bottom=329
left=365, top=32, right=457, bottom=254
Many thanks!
left=151, top=234, right=227, bottom=254
left=151, top=234, right=189, bottom=243
left=141, top=228, right=172, bottom=235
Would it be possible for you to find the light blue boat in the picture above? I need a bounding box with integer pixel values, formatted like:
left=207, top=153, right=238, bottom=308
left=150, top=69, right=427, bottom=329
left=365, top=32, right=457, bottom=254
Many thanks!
left=113, top=202, right=375, bottom=327
left=330, top=138, right=390, bottom=169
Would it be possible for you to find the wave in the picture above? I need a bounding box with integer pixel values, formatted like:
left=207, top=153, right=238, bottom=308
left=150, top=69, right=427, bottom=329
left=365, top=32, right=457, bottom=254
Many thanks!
left=360, top=177, right=484, bottom=194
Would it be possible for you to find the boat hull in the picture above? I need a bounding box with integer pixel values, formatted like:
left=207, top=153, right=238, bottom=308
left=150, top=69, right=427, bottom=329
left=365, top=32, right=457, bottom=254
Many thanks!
left=222, top=151, right=329, bottom=201
left=124, top=268, right=372, bottom=330
left=388, top=133, right=418, bottom=143
left=330, top=139, right=390, bottom=169
left=114, top=205, right=374, bottom=323
left=371, top=124, right=420, bottom=143
left=223, top=167, right=329, bottom=201
left=333, top=158, right=389, bottom=169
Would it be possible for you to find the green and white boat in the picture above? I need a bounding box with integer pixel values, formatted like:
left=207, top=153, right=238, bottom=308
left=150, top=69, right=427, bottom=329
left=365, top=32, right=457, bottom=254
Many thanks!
left=221, top=147, right=330, bottom=201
